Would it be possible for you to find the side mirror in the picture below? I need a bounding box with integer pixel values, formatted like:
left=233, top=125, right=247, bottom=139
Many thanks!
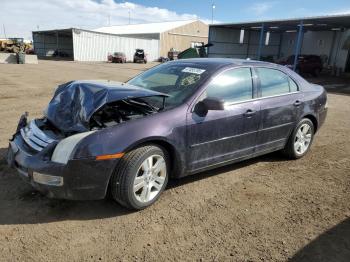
left=194, top=97, right=225, bottom=116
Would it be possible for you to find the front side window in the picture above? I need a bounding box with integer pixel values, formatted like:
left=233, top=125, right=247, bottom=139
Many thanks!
left=205, top=67, right=253, bottom=104
left=256, top=68, right=297, bottom=97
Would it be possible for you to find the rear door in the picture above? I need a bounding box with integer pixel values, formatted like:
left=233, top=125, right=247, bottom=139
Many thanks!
left=186, top=67, right=260, bottom=172
left=254, top=67, right=302, bottom=152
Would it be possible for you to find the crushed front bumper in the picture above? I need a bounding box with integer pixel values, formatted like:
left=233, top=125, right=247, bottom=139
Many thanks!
left=7, top=133, right=118, bottom=200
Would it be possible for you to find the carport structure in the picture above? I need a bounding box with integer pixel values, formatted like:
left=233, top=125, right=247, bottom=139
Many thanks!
left=32, top=28, right=160, bottom=62
left=208, top=14, right=350, bottom=73
left=33, top=29, right=74, bottom=59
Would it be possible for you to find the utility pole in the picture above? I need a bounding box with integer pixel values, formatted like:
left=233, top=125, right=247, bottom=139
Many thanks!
left=3, top=24, right=6, bottom=38
left=211, top=3, right=215, bottom=24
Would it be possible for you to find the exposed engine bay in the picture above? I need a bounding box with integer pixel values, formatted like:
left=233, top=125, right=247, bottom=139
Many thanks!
left=90, top=98, right=159, bottom=130
left=18, top=98, right=159, bottom=152
left=43, top=80, right=167, bottom=134
left=16, top=81, right=168, bottom=152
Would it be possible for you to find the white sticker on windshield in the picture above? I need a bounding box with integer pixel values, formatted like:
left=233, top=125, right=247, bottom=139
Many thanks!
left=182, top=67, right=206, bottom=75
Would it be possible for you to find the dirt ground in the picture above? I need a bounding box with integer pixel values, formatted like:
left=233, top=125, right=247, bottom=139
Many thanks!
left=0, top=61, right=349, bottom=262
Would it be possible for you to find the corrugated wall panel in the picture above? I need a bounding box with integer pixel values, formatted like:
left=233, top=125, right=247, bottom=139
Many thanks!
left=208, top=27, right=281, bottom=60
left=72, top=29, right=159, bottom=62
left=330, top=29, right=350, bottom=69
left=280, top=31, right=337, bottom=60
left=208, top=25, right=350, bottom=71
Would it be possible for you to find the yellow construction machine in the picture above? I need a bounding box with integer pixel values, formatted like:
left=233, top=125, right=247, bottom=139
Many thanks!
left=0, top=38, right=32, bottom=53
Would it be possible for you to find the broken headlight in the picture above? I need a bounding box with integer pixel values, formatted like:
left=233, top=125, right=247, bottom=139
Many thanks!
left=51, top=131, right=95, bottom=164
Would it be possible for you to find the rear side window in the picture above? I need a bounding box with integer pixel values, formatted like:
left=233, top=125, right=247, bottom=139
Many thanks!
left=289, top=78, right=298, bottom=92
left=256, top=68, right=298, bottom=97
left=205, top=67, right=253, bottom=103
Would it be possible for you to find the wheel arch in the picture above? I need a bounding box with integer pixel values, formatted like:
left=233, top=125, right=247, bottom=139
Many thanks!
left=123, top=137, right=184, bottom=178
left=302, top=114, right=318, bottom=133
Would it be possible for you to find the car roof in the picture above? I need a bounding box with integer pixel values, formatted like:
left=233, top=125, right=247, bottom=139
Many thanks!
left=169, top=58, right=274, bottom=68
left=167, top=58, right=308, bottom=83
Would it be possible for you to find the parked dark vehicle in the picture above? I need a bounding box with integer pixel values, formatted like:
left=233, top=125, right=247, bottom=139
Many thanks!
left=7, top=59, right=327, bottom=210
left=278, top=55, right=323, bottom=76
left=108, top=52, right=126, bottom=63
left=53, top=50, right=70, bottom=58
left=133, top=49, right=147, bottom=63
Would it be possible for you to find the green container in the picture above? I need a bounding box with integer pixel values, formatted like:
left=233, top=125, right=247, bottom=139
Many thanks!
left=178, top=48, right=199, bottom=59
left=17, top=52, right=25, bottom=64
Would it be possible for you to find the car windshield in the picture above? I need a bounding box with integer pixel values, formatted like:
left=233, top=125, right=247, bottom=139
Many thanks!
left=127, top=63, right=211, bottom=109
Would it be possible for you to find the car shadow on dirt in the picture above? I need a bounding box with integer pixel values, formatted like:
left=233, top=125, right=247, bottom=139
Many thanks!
left=0, top=147, right=131, bottom=225
left=0, top=147, right=288, bottom=225
left=167, top=151, right=288, bottom=189
left=289, top=218, right=350, bottom=262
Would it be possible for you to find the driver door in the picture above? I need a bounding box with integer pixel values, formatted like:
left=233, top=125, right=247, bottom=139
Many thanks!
left=186, top=67, right=260, bottom=172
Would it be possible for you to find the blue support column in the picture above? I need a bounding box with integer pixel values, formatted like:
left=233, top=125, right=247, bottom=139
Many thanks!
left=293, top=21, right=304, bottom=71
left=257, top=23, right=265, bottom=60
left=207, top=26, right=212, bottom=57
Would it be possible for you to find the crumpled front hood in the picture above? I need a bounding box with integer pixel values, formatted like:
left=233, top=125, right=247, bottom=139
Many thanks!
left=45, top=80, right=167, bottom=134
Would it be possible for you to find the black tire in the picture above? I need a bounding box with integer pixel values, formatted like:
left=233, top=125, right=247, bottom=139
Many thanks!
left=282, top=118, right=314, bottom=159
left=110, top=145, right=169, bottom=210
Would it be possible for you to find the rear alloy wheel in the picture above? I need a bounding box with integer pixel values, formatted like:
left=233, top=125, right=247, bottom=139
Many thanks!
left=294, top=123, right=312, bottom=155
left=282, top=118, right=314, bottom=159
left=110, top=145, right=169, bottom=210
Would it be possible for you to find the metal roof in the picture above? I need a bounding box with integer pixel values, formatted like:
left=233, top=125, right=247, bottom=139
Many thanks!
left=211, top=14, right=350, bottom=32
left=32, top=28, right=73, bottom=36
left=94, top=20, right=199, bottom=35
left=32, top=28, right=149, bottom=38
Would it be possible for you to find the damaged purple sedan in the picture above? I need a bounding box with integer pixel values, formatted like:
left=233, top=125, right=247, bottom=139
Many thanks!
left=7, top=59, right=327, bottom=210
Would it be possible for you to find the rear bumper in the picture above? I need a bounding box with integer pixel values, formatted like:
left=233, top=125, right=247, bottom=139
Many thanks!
left=7, top=134, right=117, bottom=200
left=112, top=57, right=124, bottom=62
left=318, top=107, right=327, bottom=130
left=134, top=57, right=146, bottom=62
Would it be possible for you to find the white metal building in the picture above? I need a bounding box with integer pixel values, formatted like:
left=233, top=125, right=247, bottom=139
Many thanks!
left=95, top=20, right=208, bottom=57
left=32, top=20, right=208, bottom=62
left=208, top=14, right=350, bottom=73
left=32, top=28, right=159, bottom=61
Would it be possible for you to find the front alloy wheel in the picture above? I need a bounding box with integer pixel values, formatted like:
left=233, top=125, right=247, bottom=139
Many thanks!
left=133, top=155, right=166, bottom=203
left=111, top=145, right=169, bottom=210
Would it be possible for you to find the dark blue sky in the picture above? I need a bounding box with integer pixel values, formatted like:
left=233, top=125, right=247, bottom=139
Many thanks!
left=129, top=0, right=350, bottom=22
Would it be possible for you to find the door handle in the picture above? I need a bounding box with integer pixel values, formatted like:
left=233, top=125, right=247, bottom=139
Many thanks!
left=243, top=109, right=256, bottom=117
left=293, top=100, right=302, bottom=106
